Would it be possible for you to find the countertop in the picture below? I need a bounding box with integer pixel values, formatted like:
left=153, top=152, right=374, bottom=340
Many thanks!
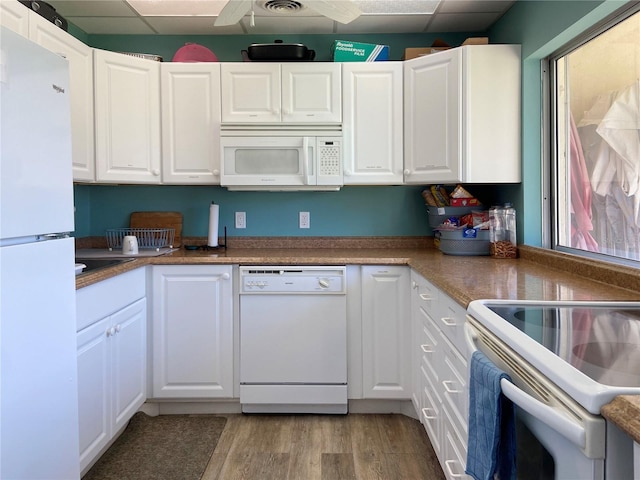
left=75, top=237, right=640, bottom=438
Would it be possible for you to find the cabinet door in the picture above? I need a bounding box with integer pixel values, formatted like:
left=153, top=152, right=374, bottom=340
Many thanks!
left=29, top=14, right=95, bottom=182
left=220, top=63, right=280, bottom=123
left=94, top=49, right=161, bottom=183
left=161, top=63, right=221, bottom=184
left=77, top=316, right=111, bottom=473
left=151, top=265, right=233, bottom=398
left=281, top=63, right=341, bottom=123
left=404, top=49, right=461, bottom=184
left=361, top=266, right=411, bottom=398
left=463, top=45, right=521, bottom=183
left=0, top=0, right=29, bottom=35
left=342, top=63, right=403, bottom=184
left=110, top=298, right=146, bottom=433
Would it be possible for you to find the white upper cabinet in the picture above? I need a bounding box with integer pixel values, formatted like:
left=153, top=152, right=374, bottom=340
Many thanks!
left=1, top=1, right=95, bottom=182
left=281, top=63, right=341, bottom=123
left=221, top=63, right=341, bottom=124
left=94, top=49, right=161, bottom=183
left=221, top=63, right=280, bottom=123
left=29, top=13, right=95, bottom=182
left=404, top=45, right=521, bottom=184
left=342, top=62, right=403, bottom=184
left=0, top=0, right=29, bottom=35
left=161, top=63, right=221, bottom=184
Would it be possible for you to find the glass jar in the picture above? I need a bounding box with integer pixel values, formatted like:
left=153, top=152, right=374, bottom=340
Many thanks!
left=490, top=203, right=517, bottom=258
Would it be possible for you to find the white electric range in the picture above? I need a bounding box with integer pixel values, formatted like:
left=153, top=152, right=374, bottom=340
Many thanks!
left=466, top=299, right=640, bottom=480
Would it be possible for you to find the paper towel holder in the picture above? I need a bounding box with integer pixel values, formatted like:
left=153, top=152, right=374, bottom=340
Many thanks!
left=204, top=226, right=227, bottom=250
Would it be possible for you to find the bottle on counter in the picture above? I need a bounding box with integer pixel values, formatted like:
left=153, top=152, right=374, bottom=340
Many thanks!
left=489, top=206, right=501, bottom=245
left=490, top=203, right=517, bottom=258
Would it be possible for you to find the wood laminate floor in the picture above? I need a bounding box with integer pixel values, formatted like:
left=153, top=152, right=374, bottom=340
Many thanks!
left=201, top=414, right=445, bottom=480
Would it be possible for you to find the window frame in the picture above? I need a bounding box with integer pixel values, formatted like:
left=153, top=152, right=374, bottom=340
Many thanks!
left=545, top=2, right=640, bottom=268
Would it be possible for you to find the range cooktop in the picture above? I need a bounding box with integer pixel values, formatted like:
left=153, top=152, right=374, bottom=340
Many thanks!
left=467, top=300, right=640, bottom=413
left=487, top=304, right=640, bottom=388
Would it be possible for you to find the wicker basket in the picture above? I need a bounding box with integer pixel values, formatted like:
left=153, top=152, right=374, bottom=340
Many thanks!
left=106, top=228, right=174, bottom=251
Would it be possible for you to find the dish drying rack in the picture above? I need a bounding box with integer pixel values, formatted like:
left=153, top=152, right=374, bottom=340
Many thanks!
left=106, top=228, right=175, bottom=251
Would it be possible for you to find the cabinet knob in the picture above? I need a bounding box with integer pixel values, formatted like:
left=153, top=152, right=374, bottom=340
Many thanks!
left=404, top=169, right=410, bottom=175
left=213, top=169, right=220, bottom=176
left=115, top=324, right=121, bottom=333
left=344, top=170, right=352, bottom=176
left=222, top=272, right=230, bottom=280
left=152, top=169, right=160, bottom=176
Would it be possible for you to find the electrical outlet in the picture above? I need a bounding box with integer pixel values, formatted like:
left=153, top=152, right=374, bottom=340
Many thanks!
left=235, top=211, right=246, bottom=229
left=299, top=211, right=310, bottom=229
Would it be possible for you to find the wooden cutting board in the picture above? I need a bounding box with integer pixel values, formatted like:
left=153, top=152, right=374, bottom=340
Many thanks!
left=129, top=211, right=183, bottom=247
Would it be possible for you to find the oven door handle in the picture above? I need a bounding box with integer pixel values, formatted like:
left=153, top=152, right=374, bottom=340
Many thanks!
left=465, top=323, right=587, bottom=450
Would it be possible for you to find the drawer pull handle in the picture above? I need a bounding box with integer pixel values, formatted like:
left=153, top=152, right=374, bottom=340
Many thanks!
left=419, top=293, right=432, bottom=301
left=420, top=344, right=434, bottom=353
left=444, top=460, right=463, bottom=478
left=441, top=317, right=456, bottom=326
left=442, top=380, right=460, bottom=394
left=421, top=407, right=436, bottom=420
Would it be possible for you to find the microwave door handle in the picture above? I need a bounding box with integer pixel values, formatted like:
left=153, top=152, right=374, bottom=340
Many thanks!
left=302, top=137, right=312, bottom=185
left=464, top=324, right=587, bottom=450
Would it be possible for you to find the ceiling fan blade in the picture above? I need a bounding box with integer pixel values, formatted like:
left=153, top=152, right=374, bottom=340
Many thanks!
left=214, top=0, right=252, bottom=26
left=304, top=0, right=361, bottom=24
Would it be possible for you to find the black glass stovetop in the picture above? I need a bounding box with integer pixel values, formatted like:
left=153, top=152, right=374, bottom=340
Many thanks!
left=488, top=304, right=640, bottom=387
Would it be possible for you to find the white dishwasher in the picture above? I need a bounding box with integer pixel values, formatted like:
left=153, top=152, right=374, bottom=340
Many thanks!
left=239, top=266, right=347, bottom=414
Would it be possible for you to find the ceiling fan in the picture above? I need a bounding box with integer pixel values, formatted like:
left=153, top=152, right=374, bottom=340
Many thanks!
left=214, top=0, right=362, bottom=27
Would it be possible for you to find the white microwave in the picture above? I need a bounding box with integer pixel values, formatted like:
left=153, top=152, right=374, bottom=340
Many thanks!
left=220, top=130, right=343, bottom=191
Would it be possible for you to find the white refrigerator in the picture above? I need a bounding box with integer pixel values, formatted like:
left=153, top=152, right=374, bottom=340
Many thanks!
left=0, top=26, right=80, bottom=479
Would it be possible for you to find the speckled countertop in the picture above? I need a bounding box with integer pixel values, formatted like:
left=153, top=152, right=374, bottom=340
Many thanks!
left=75, top=236, right=640, bottom=437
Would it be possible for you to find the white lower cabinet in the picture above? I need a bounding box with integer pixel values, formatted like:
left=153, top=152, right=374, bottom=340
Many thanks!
left=361, top=265, right=411, bottom=399
left=76, top=269, right=147, bottom=473
left=411, top=269, right=471, bottom=480
left=150, top=265, right=233, bottom=398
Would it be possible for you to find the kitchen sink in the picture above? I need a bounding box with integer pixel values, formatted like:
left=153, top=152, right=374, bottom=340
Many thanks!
left=75, top=258, right=134, bottom=275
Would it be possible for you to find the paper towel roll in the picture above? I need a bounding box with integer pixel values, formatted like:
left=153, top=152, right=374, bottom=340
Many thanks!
left=208, top=202, right=219, bottom=247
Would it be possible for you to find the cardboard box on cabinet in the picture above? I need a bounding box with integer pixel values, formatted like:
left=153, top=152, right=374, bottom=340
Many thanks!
left=402, top=37, right=489, bottom=60
left=402, top=47, right=449, bottom=60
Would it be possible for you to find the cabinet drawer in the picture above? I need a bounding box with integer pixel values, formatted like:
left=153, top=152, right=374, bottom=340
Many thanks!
left=438, top=293, right=468, bottom=356
left=412, top=272, right=439, bottom=317
left=76, top=268, right=145, bottom=331
left=420, top=366, right=442, bottom=456
left=442, top=403, right=471, bottom=480
left=419, top=312, right=440, bottom=384
left=440, top=333, right=468, bottom=436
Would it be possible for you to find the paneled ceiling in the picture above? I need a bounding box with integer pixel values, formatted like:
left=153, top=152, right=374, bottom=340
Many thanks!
left=46, top=0, right=516, bottom=35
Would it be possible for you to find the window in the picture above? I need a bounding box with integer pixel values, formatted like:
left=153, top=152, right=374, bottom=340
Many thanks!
left=550, top=5, right=640, bottom=265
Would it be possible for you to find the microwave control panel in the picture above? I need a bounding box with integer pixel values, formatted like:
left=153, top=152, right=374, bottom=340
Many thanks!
left=317, top=138, right=342, bottom=177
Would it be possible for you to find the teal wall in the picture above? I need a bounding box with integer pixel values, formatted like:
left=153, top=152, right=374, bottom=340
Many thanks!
left=73, top=1, right=634, bottom=242
left=85, top=33, right=473, bottom=62
left=74, top=185, right=430, bottom=238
